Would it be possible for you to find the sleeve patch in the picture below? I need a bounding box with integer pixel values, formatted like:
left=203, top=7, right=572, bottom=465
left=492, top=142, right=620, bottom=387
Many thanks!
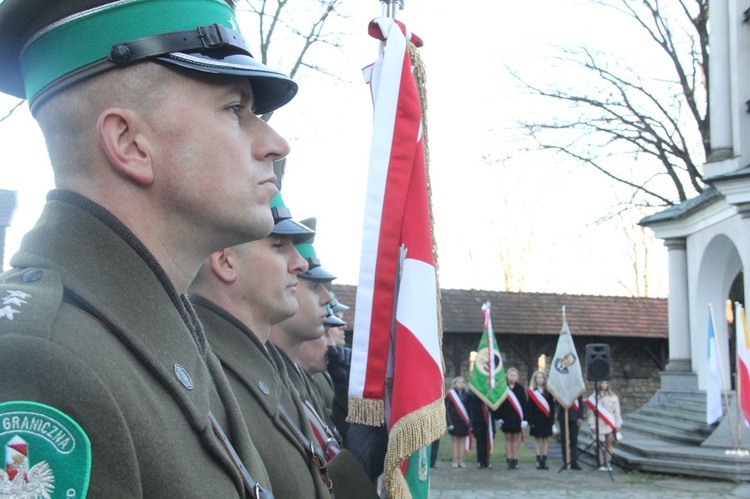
left=0, top=401, right=91, bottom=498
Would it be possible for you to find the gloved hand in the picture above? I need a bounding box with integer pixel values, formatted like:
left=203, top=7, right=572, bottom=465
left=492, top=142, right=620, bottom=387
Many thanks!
left=447, top=425, right=454, bottom=431
left=327, top=346, right=351, bottom=384
left=521, top=421, right=528, bottom=430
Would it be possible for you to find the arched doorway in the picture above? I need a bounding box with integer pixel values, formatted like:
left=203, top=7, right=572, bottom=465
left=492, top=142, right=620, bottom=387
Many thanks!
left=695, top=234, right=742, bottom=391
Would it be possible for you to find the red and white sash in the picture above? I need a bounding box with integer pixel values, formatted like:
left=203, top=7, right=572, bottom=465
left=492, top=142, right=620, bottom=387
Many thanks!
left=302, top=399, right=341, bottom=461
left=447, top=389, right=472, bottom=450
left=585, top=395, right=617, bottom=432
left=527, top=388, right=551, bottom=418
left=447, top=389, right=470, bottom=426
left=572, top=399, right=580, bottom=413
left=482, top=404, right=494, bottom=451
left=506, top=386, right=524, bottom=420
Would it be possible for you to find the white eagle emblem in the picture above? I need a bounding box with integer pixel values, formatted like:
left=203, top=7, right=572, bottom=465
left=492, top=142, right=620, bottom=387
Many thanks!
left=0, top=291, right=32, bottom=320
left=0, top=461, right=55, bottom=499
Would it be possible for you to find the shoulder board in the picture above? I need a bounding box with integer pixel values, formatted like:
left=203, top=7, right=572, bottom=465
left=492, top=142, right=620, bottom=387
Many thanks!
left=0, top=267, right=64, bottom=339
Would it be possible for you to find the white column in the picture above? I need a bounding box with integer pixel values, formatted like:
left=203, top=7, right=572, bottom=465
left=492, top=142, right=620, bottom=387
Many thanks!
left=664, top=238, right=691, bottom=371
left=708, top=0, right=732, bottom=157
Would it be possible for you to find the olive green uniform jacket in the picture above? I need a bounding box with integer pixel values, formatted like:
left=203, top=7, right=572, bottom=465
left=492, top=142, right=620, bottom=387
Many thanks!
left=190, top=297, right=334, bottom=499
left=274, top=346, right=380, bottom=499
left=0, top=191, right=270, bottom=498
left=311, top=372, right=334, bottom=418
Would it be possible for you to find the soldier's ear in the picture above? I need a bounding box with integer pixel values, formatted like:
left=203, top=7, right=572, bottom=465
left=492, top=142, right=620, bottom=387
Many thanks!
left=97, top=107, right=155, bottom=185
left=209, top=249, right=238, bottom=284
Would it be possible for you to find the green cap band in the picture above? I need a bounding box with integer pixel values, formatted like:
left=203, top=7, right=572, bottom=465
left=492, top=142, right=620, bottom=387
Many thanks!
left=270, top=192, right=285, bottom=210
left=295, top=241, right=317, bottom=260
left=20, top=0, right=236, bottom=103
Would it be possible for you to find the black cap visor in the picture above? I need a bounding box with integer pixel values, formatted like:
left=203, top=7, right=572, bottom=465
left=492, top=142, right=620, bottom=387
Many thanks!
left=325, top=314, right=346, bottom=327
left=158, top=50, right=297, bottom=115
left=272, top=218, right=315, bottom=244
left=301, top=264, right=337, bottom=282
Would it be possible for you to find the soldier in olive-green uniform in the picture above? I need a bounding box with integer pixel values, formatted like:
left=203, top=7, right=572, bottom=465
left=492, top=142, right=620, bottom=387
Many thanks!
left=0, top=0, right=296, bottom=496
left=188, top=195, right=377, bottom=498
left=270, top=230, right=341, bottom=436
left=302, top=327, right=338, bottom=418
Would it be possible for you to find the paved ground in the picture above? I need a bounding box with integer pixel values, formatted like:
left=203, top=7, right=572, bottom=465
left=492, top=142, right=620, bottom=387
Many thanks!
left=429, top=461, right=750, bottom=498
left=427, top=441, right=750, bottom=498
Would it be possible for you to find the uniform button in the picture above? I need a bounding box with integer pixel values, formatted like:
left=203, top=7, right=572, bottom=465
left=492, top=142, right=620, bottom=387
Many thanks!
left=258, top=381, right=270, bottom=395
left=22, top=269, right=43, bottom=282
left=174, top=364, right=194, bottom=390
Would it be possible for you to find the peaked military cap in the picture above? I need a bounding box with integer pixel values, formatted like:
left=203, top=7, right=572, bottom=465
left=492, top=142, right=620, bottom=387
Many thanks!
left=0, top=0, right=297, bottom=114
left=295, top=218, right=337, bottom=282
left=324, top=306, right=346, bottom=327
left=270, top=192, right=315, bottom=244
left=330, top=293, right=349, bottom=313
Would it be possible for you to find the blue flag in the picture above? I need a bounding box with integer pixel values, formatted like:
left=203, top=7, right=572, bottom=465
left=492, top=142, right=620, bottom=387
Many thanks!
left=706, top=308, right=723, bottom=425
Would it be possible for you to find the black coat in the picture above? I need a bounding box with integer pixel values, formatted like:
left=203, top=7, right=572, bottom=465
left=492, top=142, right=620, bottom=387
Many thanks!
left=445, top=389, right=471, bottom=437
left=527, top=388, right=555, bottom=438
left=493, top=382, right=526, bottom=433
left=557, top=396, right=585, bottom=422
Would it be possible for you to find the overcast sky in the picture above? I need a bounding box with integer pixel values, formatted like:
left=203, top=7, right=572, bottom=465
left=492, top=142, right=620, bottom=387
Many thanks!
left=0, top=0, right=670, bottom=297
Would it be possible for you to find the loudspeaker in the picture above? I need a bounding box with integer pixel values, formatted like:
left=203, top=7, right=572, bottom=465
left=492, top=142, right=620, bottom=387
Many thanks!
left=585, top=343, right=611, bottom=381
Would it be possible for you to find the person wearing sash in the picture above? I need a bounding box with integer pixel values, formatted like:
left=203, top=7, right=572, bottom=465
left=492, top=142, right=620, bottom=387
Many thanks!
left=557, top=395, right=584, bottom=470
left=445, top=376, right=472, bottom=468
left=469, top=390, right=496, bottom=469
left=586, top=380, right=623, bottom=471
left=493, top=367, right=527, bottom=469
left=527, top=370, right=555, bottom=470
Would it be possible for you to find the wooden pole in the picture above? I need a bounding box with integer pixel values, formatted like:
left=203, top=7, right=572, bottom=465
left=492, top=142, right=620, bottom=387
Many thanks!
left=564, top=409, right=571, bottom=469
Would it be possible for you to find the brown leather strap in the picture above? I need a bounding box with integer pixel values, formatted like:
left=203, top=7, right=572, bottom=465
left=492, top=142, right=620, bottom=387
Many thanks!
left=209, top=411, right=273, bottom=499
left=276, top=403, right=334, bottom=497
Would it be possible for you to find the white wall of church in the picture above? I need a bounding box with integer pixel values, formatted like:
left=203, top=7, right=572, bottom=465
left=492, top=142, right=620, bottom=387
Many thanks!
left=687, top=214, right=748, bottom=391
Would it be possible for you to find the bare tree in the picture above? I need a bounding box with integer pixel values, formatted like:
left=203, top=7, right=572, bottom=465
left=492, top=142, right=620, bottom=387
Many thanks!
left=0, top=0, right=349, bottom=123
left=615, top=207, right=665, bottom=297
left=513, top=0, right=708, bottom=209
left=239, top=0, right=348, bottom=81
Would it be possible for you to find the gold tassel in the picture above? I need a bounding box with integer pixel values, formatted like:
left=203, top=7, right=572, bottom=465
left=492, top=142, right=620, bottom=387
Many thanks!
left=408, top=40, right=446, bottom=378
left=346, top=397, right=385, bottom=426
left=383, top=399, right=447, bottom=499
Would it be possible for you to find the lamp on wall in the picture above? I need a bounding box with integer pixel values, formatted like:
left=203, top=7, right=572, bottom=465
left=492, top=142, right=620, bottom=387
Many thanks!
left=469, top=351, right=477, bottom=374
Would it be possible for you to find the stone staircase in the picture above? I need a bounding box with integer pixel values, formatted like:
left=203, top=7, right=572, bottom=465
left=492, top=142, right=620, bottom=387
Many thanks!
left=577, top=390, right=750, bottom=481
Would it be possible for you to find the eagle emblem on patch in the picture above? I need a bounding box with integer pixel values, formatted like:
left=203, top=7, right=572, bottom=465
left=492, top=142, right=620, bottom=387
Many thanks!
left=2, top=435, right=55, bottom=498
left=0, top=291, right=32, bottom=321
left=0, top=402, right=91, bottom=498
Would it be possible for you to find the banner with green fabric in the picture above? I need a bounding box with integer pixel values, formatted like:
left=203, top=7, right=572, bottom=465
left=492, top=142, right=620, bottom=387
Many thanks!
left=468, top=302, right=508, bottom=410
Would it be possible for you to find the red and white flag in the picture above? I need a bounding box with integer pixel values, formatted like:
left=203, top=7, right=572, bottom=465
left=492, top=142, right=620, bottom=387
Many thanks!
left=736, top=303, right=750, bottom=427
left=348, top=16, right=444, bottom=498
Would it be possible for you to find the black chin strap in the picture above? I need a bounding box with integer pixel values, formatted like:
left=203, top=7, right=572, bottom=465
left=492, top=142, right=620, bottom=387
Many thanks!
left=108, top=23, right=252, bottom=65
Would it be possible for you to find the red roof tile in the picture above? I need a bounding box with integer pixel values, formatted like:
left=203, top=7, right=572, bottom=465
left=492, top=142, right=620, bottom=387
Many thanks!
left=330, top=284, right=667, bottom=339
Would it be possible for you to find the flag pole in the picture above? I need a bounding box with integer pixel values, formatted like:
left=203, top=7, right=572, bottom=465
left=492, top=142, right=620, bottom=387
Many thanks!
left=380, top=0, right=404, bottom=18
left=709, top=304, right=738, bottom=449
left=562, top=305, right=569, bottom=469
left=728, top=302, right=750, bottom=457
left=564, top=410, right=571, bottom=470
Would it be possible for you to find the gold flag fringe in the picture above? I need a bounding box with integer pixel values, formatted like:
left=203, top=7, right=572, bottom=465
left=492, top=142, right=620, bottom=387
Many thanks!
left=346, top=397, right=385, bottom=426
left=409, top=30, right=445, bottom=378
left=383, top=398, right=446, bottom=499
left=348, top=39, right=447, bottom=496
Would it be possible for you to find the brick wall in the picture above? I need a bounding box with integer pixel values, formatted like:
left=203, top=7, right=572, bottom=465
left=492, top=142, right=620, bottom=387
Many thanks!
left=443, top=332, right=665, bottom=415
